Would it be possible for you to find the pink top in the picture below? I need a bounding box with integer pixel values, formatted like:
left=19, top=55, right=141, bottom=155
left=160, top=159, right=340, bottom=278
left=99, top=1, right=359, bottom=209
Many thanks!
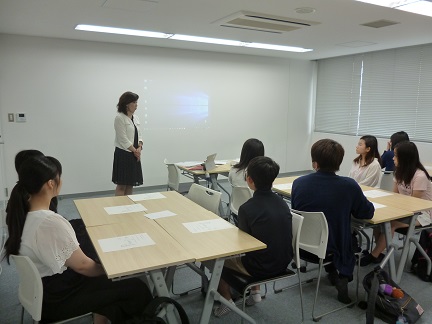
left=397, top=169, right=432, bottom=223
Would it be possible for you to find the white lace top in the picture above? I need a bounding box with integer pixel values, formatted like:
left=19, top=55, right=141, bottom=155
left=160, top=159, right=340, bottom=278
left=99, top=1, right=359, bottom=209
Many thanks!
left=19, top=210, right=79, bottom=277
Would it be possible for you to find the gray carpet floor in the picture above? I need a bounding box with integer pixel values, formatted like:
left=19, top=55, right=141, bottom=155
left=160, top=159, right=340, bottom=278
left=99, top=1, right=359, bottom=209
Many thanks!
left=1, top=179, right=431, bottom=324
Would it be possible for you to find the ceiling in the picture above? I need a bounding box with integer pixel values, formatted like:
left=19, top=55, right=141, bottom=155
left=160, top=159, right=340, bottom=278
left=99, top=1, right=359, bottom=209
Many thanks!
left=1, top=0, right=432, bottom=60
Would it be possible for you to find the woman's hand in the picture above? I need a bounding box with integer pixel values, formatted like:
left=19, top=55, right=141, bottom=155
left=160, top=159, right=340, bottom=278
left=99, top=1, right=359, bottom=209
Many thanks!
left=134, top=146, right=141, bottom=161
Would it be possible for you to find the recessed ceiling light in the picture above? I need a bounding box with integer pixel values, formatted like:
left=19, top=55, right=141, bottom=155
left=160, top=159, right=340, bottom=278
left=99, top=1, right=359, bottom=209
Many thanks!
left=294, top=7, right=316, bottom=14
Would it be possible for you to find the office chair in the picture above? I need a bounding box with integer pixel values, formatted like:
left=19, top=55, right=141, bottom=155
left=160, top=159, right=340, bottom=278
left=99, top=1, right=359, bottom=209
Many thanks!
left=186, top=183, right=221, bottom=216
left=11, top=255, right=92, bottom=324
left=290, top=209, right=360, bottom=322
left=229, top=186, right=253, bottom=224
left=222, top=212, right=305, bottom=324
left=164, top=159, right=190, bottom=194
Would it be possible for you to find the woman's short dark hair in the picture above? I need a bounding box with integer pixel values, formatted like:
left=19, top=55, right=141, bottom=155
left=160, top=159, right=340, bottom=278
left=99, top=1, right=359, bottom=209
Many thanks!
left=390, top=131, right=410, bottom=150
left=394, top=141, right=430, bottom=184
left=311, top=139, right=344, bottom=172
left=117, top=91, right=139, bottom=114
left=247, top=156, right=279, bottom=190
left=233, top=138, right=265, bottom=171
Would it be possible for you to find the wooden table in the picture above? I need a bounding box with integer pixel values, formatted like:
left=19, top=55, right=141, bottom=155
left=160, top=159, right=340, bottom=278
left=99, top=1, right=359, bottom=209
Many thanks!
left=132, top=191, right=266, bottom=323
left=75, top=191, right=266, bottom=324
left=177, top=162, right=231, bottom=191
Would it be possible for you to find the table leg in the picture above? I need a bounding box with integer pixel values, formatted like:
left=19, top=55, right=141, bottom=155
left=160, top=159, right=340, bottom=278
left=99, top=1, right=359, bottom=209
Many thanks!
left=199, top=259, right=256, bottom=324
left=383, top=222, right=396, bottom=281
left=149, top=269, right=179, bottom=324
left=209, top=174, right=218, bottom=190
left=396, top=214, right=418, bottom=283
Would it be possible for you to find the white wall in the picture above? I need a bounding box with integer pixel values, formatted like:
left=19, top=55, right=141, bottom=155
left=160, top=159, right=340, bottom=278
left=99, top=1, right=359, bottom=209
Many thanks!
left=0, top=34, right=315, bottom=195
left=312, top=132, right=432, bottom=176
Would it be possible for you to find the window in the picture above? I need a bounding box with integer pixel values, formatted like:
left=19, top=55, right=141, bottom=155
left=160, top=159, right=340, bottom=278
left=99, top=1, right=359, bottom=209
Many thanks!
left=315, top=43, right=432, bottom=142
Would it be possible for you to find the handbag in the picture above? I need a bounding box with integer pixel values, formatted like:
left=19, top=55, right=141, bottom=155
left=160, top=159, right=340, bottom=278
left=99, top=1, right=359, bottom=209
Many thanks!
left=141, top=296, right=190, bottom=324
left=363, top=267, right=423, bottom=324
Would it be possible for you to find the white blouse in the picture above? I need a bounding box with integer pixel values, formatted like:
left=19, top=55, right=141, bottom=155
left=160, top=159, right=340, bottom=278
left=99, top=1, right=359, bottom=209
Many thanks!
left=114, top=113, right=143, bottom=151
left=348, top=158, right=382, bottom=187
left=228, top=167, right=247, bottom=187
left=19, top=210, right=79, bottom=277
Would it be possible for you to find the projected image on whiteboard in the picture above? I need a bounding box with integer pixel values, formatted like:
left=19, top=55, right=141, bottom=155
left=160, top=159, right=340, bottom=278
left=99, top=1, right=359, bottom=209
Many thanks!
left=142, top=80, right=209, bottom=130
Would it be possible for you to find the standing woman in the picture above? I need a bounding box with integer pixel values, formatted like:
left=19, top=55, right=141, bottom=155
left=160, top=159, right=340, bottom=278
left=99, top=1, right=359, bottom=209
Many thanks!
left=348, top=135, right=382, bottom=187
left=3, top=156, right=151, bottom=323
left=361, top=141, right=432, bottom=266
left=112, top=91, right=143, bottom=196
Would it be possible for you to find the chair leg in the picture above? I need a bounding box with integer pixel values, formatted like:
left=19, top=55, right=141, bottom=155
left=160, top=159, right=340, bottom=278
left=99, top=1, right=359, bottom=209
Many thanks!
left=312, top=259, right=358, bottom=322
left=20, top=306, right=24, bottom=324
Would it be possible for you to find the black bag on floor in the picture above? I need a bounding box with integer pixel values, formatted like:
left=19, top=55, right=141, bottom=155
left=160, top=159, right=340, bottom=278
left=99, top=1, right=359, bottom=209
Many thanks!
left=410, top=228, right=432, bottom=282
left=363, top=267, right=423, bottom=324
left=142, top=297, right=189, bottom=324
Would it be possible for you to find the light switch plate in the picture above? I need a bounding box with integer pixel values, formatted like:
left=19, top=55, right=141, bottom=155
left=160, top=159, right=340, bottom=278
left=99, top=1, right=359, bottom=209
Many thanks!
left=8, top=113, right=14, bottom=122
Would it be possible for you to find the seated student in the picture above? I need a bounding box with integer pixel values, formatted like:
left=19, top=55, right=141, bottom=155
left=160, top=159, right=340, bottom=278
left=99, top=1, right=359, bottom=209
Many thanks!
left=228, top=138, right=264, bottom=187
left=348, top=135, right=382, bottom=187
left=361, top=141, right=432, bottom=266
left=3, top=156, right=152, bottom=323
left=214, top=156, right=293, bottom=317
left=8, top=149, right=98, bottom=262
left=292, top=139, right=374, bottom=304
left=381, top=131, right=410, bottom=172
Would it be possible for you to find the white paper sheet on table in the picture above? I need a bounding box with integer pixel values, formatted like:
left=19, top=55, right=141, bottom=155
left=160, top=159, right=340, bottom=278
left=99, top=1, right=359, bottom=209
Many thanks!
left=98, top=233, right=155, bottom=252
left=273, top=183, right=293, bottom=190
left=145, top=210, right=176, bottom=219
left=183, top=219, right=235, bottom=233
left=104, top=204, right=147, bottom=215
left=363, top=190, right=393, bottom=198
left=372, top=202, right=386, bottom=209
left=175, top=161, right=203, bottom=167
left=128, top=192, right=166, bottom=202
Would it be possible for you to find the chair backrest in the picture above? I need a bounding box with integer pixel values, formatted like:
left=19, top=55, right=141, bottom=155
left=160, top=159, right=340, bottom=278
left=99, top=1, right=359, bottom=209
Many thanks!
left=291, top=212, right=304, bottom=268
left=11, top=255, right=43, bottom=321
left=229, top=186, right=253, bottom=215
left=291, top=209, right=329, bottom=260
left=380, top=171, right=394, bottom=191
left=187, top=183, right=222, bottom=215
left=164, top=158, right=180, bottom=192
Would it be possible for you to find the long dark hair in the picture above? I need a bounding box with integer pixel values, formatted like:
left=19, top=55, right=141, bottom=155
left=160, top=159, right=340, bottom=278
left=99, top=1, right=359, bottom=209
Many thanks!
left=353, top=135, right=382, bottom=166
left=233, top=138, right=265, bottom=171
left=394, top=141, right=430, bottom=185
left=3, top=156, right=61, bottom=263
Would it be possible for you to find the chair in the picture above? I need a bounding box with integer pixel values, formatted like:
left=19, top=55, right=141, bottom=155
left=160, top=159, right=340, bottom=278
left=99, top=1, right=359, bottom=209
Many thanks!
left=291, top=209, right=359, bottom=322
left=187, top=183, right=222, bottom=215
left=221, top=212, right=305, bottom=323
left=229, top=186, right=253, bottom=224
left=11, top=255, right=92, bottom=324
left=380, top=171, right=395, bottom=191
left=164, top=159, right=189, bottom=194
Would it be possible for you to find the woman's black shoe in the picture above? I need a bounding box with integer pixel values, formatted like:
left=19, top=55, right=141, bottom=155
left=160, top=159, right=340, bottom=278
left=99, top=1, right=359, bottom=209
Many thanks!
left=360, top=253, right=384, bottom=267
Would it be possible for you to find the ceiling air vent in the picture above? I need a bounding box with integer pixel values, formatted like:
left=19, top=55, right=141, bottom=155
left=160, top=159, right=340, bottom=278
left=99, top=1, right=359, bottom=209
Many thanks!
left=214, top=11, right=320, bottom=34
left=361, top=20, right=400, bottom=28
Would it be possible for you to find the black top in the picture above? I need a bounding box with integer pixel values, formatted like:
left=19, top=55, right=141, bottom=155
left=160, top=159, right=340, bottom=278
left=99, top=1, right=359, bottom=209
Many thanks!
left=239, top=189, right=293, bottom=279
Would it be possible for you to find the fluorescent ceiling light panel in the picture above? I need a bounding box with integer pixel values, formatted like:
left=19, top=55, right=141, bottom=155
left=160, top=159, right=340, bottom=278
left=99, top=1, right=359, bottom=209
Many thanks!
left=355, top=0, right=432, bottom=17
left=75, top=24, right=312, bottom=53
left=245, top=42, right=312, bottom=52
left=169, top=34, right=242, bottom=46
left=75, top=24, right=172, bottom=38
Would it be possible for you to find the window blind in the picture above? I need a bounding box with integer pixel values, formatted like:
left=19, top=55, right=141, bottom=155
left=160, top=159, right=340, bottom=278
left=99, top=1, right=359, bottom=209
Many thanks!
left=315, top=43, right=432, bottom=142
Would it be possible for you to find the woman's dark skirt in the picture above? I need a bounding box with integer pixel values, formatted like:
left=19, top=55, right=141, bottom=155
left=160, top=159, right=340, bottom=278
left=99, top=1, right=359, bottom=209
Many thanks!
left=112, top=147, right=143, bottom=186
